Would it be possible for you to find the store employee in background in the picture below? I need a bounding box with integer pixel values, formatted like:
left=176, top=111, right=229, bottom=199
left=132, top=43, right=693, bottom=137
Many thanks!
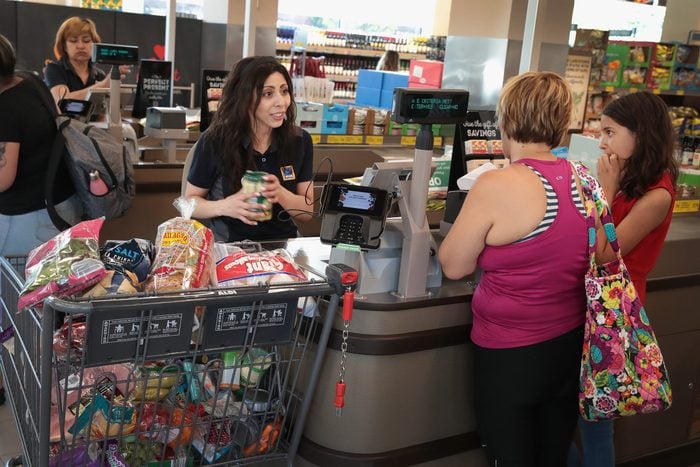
left=439, top=71, right=588, bottom=467
left=44, top=16, right=130, bottom=105
left=184, top=56, right=314, bottom=242
left=376, top=50, right=400, bottom=72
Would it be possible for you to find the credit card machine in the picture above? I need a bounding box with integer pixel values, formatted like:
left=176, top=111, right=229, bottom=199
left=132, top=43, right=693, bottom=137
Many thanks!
left=58, top=98, right=95, bottom=122
left=319, top=183, right=390, bottom=249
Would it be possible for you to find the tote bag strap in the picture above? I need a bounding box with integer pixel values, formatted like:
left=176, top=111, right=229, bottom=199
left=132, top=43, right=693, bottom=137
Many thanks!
left=571, top=161, right=625, bottom=268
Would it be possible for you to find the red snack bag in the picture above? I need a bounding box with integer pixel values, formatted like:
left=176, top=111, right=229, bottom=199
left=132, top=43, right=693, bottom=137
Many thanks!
left=18, top=218, right=107, bottom=310
left=214, top=244, right=307, bottom=287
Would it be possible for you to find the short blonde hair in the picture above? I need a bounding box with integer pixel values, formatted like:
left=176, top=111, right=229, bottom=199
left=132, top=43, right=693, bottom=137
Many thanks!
left=496, top=71, right=572, bottom=148
left=53, top=17, right=101, bottom=60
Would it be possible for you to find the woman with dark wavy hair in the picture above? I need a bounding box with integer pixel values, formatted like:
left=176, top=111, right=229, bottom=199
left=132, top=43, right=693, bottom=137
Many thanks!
left=184, top=56, right=313, bottom=241
left=571, top=91, right=678, bottom=467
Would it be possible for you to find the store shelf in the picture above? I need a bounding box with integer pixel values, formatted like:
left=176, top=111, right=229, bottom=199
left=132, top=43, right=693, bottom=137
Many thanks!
left=276, top=42, right=426, bottom=61
left=326, top=74, right=358, bottom=83
left=307, top=133, right=443, bottom=147
left=588, top=86, right=700, bottom=97
left=673, top=197, right=700, bottom=213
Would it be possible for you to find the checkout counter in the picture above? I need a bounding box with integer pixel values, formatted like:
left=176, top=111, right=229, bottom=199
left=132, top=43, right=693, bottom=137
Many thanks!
left=110, top=88, right=700, bottom=466
left=273, top=213, right=700, bottom=467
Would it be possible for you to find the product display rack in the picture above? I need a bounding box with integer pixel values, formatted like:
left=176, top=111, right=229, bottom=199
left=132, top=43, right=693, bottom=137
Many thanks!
left=307, top=134, right=444, bottom=147
left=276, top=43, right=427, bottom=61
left=582, top=86, right=700, bottom=137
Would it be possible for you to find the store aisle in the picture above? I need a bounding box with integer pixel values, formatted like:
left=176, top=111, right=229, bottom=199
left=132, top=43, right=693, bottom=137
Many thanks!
left=0, top=401, right=21, bottom=464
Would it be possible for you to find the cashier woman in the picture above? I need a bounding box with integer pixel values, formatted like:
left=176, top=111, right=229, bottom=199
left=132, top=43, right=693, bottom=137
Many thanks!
left=184, top=56, right=314, bottom=242
left=44, top=17, right=131, bottom=104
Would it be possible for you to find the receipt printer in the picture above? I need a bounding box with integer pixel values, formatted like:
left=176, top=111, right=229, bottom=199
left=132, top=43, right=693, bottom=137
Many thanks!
left=146, top=107, right=186, bottom=129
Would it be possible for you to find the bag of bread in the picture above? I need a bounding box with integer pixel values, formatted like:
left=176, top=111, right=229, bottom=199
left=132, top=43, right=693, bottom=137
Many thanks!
left=144, top=198, right=214, bottom=292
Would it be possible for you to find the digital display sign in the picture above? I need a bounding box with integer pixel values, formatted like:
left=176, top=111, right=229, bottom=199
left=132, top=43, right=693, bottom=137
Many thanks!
left=92, top=43, right=139, bottom=65
left=58, top=98, right=94, bottom=120
left=392, top=88, right=469, bottom=124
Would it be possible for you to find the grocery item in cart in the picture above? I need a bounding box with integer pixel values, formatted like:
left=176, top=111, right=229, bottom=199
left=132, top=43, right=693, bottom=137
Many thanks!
left=69, top=392, right=136, bottom=438
left=239, top=347, right=274, bottom=387
left=131, top=362, right=181, bottom=401
left=18, top=218, right=107, bottom=310
left=101, top=238, right=155, bottom=282
left=192, top=418, right=234, bottom=463
left=53, top=318, right=87, bottom=361
left=146, top=214, right=214, bottom=292
left=214, top=243, right=308, bottom=286
left=48, top=439, right=127, bottom=467
left=51, top=362, right=133, bottom=407
left=83, top=269, right=140, bottom=297
left=83, top=238, right=155, bottom=297
left=138, top=402, right=197, bottom=449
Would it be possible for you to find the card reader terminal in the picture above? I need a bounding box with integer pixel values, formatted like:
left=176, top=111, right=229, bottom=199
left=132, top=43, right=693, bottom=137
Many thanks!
left=320, top=183, right=390, bottom=249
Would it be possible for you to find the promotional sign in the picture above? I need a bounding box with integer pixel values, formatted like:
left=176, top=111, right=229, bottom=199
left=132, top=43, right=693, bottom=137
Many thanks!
left=133, top=60, right=172, bottom=118
left=565, top=53, right=593, bottom=131
left=428, top=155, right=451, bottom=208
left=460, top=111, right=500, bottom=140
left=448, top=111, right=502, bottom=190
left=199, top=69, right=228, bottom=132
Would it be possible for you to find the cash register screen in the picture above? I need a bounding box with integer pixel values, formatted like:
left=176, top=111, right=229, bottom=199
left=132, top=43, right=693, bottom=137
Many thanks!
left=325, top=184, right=387, bottom=218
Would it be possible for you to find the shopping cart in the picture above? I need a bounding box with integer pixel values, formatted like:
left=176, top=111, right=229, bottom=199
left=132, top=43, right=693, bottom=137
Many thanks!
left=0, top=255, right=355, bottom=466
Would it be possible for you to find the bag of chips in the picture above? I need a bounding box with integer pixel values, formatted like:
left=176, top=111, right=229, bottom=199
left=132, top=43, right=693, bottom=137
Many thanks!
left=18, top=218, right=107, bottom=310
left=214, top=243, right=307, bottom=287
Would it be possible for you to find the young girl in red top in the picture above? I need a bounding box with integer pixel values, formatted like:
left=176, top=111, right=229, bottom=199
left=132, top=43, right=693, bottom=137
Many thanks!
left=571, top=91, right=678, bottom=467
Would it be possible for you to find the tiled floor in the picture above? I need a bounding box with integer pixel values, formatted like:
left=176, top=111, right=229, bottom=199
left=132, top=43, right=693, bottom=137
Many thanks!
left=0, top=399, right=22, bottom=465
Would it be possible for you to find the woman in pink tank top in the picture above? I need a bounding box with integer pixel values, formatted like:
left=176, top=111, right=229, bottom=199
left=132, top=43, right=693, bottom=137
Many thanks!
left=439, top=71, right=588, bottom=467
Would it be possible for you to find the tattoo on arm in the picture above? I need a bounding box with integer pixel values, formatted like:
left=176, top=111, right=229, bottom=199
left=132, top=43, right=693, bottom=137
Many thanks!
left=0, top=142, right=6, bottom=169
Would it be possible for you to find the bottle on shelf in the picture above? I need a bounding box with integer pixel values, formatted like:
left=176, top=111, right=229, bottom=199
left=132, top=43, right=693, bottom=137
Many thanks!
left=682, top=136, right=695, bottom=167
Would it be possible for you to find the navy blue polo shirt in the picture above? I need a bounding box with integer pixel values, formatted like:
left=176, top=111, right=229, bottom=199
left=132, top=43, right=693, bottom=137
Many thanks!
left=187, top=127, right=314, bottom=242
left=44, top=57, right=107, bottom=93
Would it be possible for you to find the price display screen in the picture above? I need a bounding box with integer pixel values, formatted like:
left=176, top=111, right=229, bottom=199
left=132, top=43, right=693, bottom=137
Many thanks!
left=92, top=43, right=139, bottom=65
left=392, top=88, right=470, bottom=124
left=324, top=184, right=388, bottom=218
left=59, top=99, right=92, bottom=117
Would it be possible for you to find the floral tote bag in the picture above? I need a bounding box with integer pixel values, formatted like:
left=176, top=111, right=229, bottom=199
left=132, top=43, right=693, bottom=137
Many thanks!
left=573, top=162, right=672, bottom=421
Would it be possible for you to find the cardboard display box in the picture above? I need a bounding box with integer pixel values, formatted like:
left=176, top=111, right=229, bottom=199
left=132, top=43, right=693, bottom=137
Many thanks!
left=296, top=102, right=324, bottom=134
left=409, top=59, right=444, bottom=88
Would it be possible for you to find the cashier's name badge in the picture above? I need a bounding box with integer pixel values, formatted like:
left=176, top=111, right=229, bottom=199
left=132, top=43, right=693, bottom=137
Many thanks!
left=281, top=165, right=296, bottom=181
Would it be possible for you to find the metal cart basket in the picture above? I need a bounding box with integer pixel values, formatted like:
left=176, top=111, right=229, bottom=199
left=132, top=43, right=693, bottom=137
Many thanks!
left=0, top=255, right=353, bottom=467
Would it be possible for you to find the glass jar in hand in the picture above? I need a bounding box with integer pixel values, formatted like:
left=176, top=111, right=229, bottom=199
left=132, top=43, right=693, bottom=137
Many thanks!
left=241, top=170, right=273, bottom=221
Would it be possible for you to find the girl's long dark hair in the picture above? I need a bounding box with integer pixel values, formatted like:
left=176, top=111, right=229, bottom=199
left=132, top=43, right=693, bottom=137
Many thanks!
left=602, top=92, right=678, bottom=199
left=205, top=56, right=297, bottom=191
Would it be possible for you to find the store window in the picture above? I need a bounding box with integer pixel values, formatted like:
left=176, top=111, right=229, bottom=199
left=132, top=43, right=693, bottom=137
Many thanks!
left=72, top=0, right=205, bottom=18
left=570, top=0, right=666, bottom=43
left=277, top=0, right=436, bottom=36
